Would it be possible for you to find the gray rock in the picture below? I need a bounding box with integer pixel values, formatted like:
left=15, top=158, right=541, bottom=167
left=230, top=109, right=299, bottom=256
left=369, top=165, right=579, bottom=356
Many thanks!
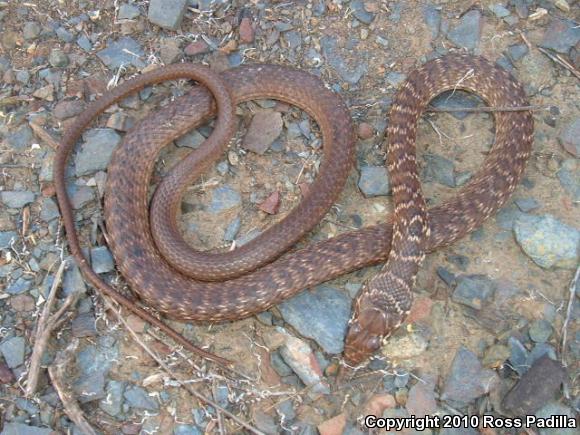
left=512, top=0, right=528, bottom=18
left=514, top=214, right=579, bottom=269
left=74, top=336, right=119, bottom=403
left=514, top=197, right=540, bottom=213
left=99, top=380, right=126, bottom=416
left=441, top=346, right=499, bottom=405
left=447, top=10, right=482, bottom=51
left=0, top=231, right=17, bottom=249
left=253, top=410, right=278, bottom=435
left=6, top=277, right=32, bottom=295
left=279, top=285, right=351, bottom=354
left=452, top=275, right=495, bottom=310
left=558, top=118, right=580, bottom=157
left=437, top=266, right=456, bottom=287
left=423, top=5, right=441, bottom=39
left=508, top=336, right=529, bottom=375
left=540, top=18, right=580, bottom=54
left=62, top=257, right=87, bottom=296
left=118, top=3, right=141, bottom=20
left=557, top=159, right=579, bottom=202
left=173, top=425, right=202, bottom=435
left=66, top=185, right=94, bottom=209
left=507, top=43, right=529, bottom=62
left=56, top=27, right=74, bottom=42
left=77, top=34, right=92, bottom=52
left=495, top=204, right=524, bottom=231
left=270, top=350, right=293, bottom=377
left=503, top=355, right=565, bottom=415
left=535, top=402, right=576, bottom=435
left=40, top=198, right=60, bottom=222
left=528, top=343, right=557, bottom=367
left=321, top=35, right=367, bottom=84
left=97, top=37, right=145, bottom=69
left=422, top=153, right=455, bottom=187
left=72, top=312, right=97, bottom=337
left=23, top=21, right=41, bottom=40
left=389, top=2, right=404, bottom=23
left=124, top=385, right=159, bottom=410
left=528, top=319, right=553, bottom=343
left=6, top=125, right=33, bottom=150
left=16, top=70, right=30, bottom=84
left=489, top=4, right=510, bottom=18
left=284, top=31, right=302, bottom=50
left=0, top=336, right=26, bottom=368
left=0, top=423, right=53, bottom=435
left=358, top=166, right=390, bottom=197
left=176, top=129, right=206, bottom=148
left=48, top=49, right=68, bottom=67
left=90, top=246, right=115, bottom=274
left=386, top=71, right=406, bottom=87
left=208, top=185, right=241, bottom=214
left=148, top=0, right=187, bottom=31
left=0, top=191, right=35, bottom=208
left=75, top=128, right=121, bottom=176
left=350, top=0, right=375, bottom=24
left=224, top=217, right=241, bottom=241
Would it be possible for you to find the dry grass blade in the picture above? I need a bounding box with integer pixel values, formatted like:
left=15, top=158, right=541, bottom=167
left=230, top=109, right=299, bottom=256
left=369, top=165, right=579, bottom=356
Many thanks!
left=561, top=265, right=580, bottom=367
left=537, top=46, right=580, bottom=80
left=49, top=339, right=98, bottom=435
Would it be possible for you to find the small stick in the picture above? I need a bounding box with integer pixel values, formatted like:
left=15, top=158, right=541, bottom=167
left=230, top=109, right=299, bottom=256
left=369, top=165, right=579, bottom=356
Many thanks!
left=0, top=96, right=34, bottom=108
left=537, top=47, right=580, bottom=80
left=48, top=339, right=98, bottom=435
left=103, top=298, right=265, bottom=435
left=29, top=122, right=60, bottom=150
left=561, top=265, right=580, bottom=367
left=426, top=104, right=553, bottom=113
left=26, top=261, right=80, bottom=397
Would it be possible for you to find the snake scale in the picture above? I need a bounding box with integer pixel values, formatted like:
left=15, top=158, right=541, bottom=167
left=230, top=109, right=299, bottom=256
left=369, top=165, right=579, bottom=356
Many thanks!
left=54, top=55, right=533, bottom=365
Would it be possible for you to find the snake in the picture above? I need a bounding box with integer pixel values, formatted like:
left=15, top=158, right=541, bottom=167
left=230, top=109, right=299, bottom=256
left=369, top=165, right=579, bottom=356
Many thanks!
left=54, top=55, right=533, bottom=366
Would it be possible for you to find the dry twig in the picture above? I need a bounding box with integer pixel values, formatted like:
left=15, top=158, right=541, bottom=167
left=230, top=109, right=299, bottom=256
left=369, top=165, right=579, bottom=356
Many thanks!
left=26, top=261, right=81, bottom=397
left=426, top=104, right=553, bottom=113
left=537, top=47, right=580, bottom=80
left=48, top=339, right=98, bottom=435
left=29, top=121, right=60, bottom=150
left=561, top=265, right=580, bottom=367
left=103, top=298, right=265, bottom=435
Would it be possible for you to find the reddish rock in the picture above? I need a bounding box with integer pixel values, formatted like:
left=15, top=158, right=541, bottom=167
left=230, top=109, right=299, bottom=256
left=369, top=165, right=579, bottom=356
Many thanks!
left=184, top=39, right=211, bottom=56
left=10, top=294, right=35, bottom=312
left=406, top=378, right=437, bottom=418
left=318, top=413, right=347, bottom=435
left=0, top=362, right=15, bottom=384
left=365, top=393, right=396, bottom=416
left=357, top=122, right=375, bottom=139
left=258, top=191, right=281, bottom=215
left=53, top=100, right=86, bottom=120
left=242, top=110, right=283, bottom=154
left=239, top=17, right=255, bottom=43
left=406, top=296, right=433, bottom=324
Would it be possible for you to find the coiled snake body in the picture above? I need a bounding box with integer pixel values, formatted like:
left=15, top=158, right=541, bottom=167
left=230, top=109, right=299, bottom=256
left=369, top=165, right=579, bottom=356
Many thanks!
left=55, top=55, right=533, bottom=365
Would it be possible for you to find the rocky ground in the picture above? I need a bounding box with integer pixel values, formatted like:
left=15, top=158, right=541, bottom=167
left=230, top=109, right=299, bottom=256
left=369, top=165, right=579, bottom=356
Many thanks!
left=0, top=0, right=579, bottom=434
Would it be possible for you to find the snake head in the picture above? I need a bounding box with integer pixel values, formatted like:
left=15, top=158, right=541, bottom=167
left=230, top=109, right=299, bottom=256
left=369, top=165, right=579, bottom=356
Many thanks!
left=343, top=306, right=389, bottom=366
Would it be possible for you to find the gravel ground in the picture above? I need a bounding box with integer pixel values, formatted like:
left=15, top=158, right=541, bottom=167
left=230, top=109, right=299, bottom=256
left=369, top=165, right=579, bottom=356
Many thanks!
left=0, top=1, right=579, bottom=434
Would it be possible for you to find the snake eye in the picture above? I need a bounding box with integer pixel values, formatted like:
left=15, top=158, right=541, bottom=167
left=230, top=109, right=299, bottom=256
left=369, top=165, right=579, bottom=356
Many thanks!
left=368, top=336, right=381, bottom=351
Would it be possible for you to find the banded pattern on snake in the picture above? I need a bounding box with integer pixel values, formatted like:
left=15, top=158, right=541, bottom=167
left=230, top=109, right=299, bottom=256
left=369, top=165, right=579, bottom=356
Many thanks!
left=55, top=55, right=533, bottom=365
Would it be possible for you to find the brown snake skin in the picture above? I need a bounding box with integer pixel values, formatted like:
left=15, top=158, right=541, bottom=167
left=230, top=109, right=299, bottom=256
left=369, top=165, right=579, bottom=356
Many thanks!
left=55, top=55, right=533, bottom=366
